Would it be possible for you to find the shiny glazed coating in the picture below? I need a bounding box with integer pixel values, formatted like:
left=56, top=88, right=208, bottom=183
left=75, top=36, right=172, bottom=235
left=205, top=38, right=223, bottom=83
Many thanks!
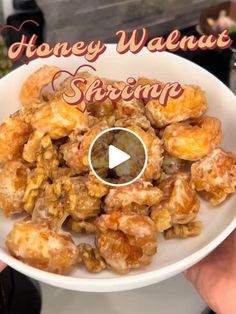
left=6, top=220, right=79, bottom=274
left=0, top=111, right=32, bottom=164
left=0, top=160, right=29, bottom=216
left=151, top=173, right=200, bottom=232
left=163, top=116, right=222, bottom=161
left=164, top=221, right=203, bottom=239
left=95, top=212, right=157, bottom=274
left=128, top=126, right=163, bottom=181
left=78, top=243, right=106, bottom=273
left=104, top=181, right=163, bottom=215
left=191, top=148, right=236, bottom=205
left=145, top=85, right=208, bottom=128
left=31, top=98, right=88, bottom=139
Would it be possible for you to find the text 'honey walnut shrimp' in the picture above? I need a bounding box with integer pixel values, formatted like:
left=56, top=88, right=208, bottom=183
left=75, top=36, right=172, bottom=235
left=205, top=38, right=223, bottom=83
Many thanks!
left=6, top=220, right=79, bottom=275
left=151, top=173, right=200, bottom=232
left=19, top=65, right=60, bottom=110
left=191, top=148, right=236, bottom=205
left=95, top=212, right=157, bottom=274
left=163, top=116, right=222, bottom=161
left=104, top=181, right=163, bottom=216
left=145, top=84, right=208, bottom=128
left=0, top=111, right=32, bottom=165
left=0, top=160, right=29, bottom=217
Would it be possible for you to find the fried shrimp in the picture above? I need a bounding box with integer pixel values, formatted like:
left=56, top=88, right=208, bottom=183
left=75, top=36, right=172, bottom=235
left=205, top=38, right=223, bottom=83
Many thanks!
left=104, top=181, right=163, bottom=215
left=191, top=148, right=236, bottom=205
left=151, top=173, right=200, bottom=232
left=95, top=212, right=157, bottom=274
left=6, top=220, right=79, bottom=274
left=0, top=160, right=29, bottom=216
left=128, top=126, right=163, bottom=181
left=19, top=65, right=60, bottom=109
left=31, top=98, right=88, bottom=139
left=145, top=85, right=208, bottom=128
left=0, top=111, right=32, bottom=164
left=163, top=116, right=222, bottom=161
left=60, top=121, right=108, bottom=173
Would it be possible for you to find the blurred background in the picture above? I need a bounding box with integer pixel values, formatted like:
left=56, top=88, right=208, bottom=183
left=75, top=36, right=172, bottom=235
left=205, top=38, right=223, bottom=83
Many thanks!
left=0, top=1, right=235, bottom=314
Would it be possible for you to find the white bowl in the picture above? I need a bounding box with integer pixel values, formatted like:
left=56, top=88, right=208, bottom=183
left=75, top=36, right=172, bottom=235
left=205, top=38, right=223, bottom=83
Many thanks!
left=0, top=45, right=235, bottom=292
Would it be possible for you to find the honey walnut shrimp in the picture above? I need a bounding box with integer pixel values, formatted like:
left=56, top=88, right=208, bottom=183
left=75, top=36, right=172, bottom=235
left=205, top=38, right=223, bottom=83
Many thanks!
left=191, top=148, right=236, bottom=205
left=163, top=116, right=222, bottom=161
left=151, top=173, right=200, bottom=232
left=95, top=212, right=157, bottom=274
left=104, top=181, right=163, bottom=216
left=6, top=220, right=79, bottom=275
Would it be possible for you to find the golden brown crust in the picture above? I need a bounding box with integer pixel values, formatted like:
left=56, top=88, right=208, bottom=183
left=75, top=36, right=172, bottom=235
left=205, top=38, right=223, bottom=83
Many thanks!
left=151, top=173, right=200, bottom=232
left=6, top=221, right=79, bottom=274
left=191, top=148, right=236, bottom=205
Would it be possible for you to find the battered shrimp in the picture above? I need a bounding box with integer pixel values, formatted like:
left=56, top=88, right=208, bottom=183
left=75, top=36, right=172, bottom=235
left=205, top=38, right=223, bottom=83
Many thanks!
left=0, top=160, right=29, bottom=216
left=60, top=121, right=108, bottom=173
left=19, top=65, right=60, bottom=109
left=163, top=116, right=222, bottom=161
left=145, top=84, right=208, bottom=128
left=104, top=181, right=163, bottom=215
left=129, top=126, right=163, bottom=181
left=191, top=148, right=236, bottom=205
left=0, top=111, right=32, bottom=164
left=31, top=98, right=88, bottom=139
left=6, top=220, right=79, bottom=274
left=151, top=173, right=200, bottom=232
left=95, top=212, right=157, bottom=274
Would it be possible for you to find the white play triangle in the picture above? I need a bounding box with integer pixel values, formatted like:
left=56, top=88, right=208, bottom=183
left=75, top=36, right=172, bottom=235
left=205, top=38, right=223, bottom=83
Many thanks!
left=108, top=145, right=131, bottom=169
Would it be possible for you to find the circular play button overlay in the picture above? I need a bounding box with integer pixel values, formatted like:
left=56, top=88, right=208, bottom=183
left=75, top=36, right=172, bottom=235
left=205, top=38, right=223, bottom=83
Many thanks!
left=88, top=127, right=147, bottom=186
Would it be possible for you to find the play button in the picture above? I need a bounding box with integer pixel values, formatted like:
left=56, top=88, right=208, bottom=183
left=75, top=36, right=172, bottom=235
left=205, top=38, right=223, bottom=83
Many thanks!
left=108, top=145, right=130, bottom=169
left=88, top=127, right=147, bottom=186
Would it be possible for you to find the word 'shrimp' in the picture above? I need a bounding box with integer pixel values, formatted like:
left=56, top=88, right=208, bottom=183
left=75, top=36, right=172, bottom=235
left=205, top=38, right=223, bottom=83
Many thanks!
left=7, top=28, right=232, bottom=106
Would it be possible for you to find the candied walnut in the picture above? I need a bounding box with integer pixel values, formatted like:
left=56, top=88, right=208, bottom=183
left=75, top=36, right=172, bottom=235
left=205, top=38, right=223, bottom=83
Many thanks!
left=78, top=243, right=106, bottom=273
left=68, top=217, right=96, bottom=233
left=104, top=181, right=163, bottom=215
left=164, top=221, right=203, bottom=239
left=114, top=115, right=151, bottom=131
left=23, top=168, right=47, bottom=214
left=151, top=173, right=200, bottom=232
left=23, top=133, right=60, bottom=171
left=6, top=220, right=79, bottom=275
left=86, top=173, right=109, bottom=198
left=95, top=212, right=157, bottom=274
left=60, top=120, right=109, bottom=173
left=163, top=116, right=222, bottom=161
left=65, top=177, right=101, bottom=220
left=0, top=160, right=29, bottom=216
left=191, top=148, right=236, bottom=205
left=162, top=152, right=186, bottom=175
left=145, top=84, right=208, bottom=128
left=112, top=81, right=145, bottom=119
left=0, top=111, right=32, bottom=164
left=31, top=98, right=88, bottom=139
left=19, top=65, right=60, bottom=109
left=32, top=177, right=76, bottom=230
left=129, top=126, right=163, bottom=181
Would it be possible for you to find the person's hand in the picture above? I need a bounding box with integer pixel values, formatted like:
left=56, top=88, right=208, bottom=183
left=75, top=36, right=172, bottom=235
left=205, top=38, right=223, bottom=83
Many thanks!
left=0, top=261, right=6, bottom=272
left=185, top=230, right=236, bottom=314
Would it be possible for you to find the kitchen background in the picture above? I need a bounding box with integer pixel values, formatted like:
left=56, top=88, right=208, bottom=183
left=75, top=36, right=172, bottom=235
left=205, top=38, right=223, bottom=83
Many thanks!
left=0, top=0, right=230, bottom=43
